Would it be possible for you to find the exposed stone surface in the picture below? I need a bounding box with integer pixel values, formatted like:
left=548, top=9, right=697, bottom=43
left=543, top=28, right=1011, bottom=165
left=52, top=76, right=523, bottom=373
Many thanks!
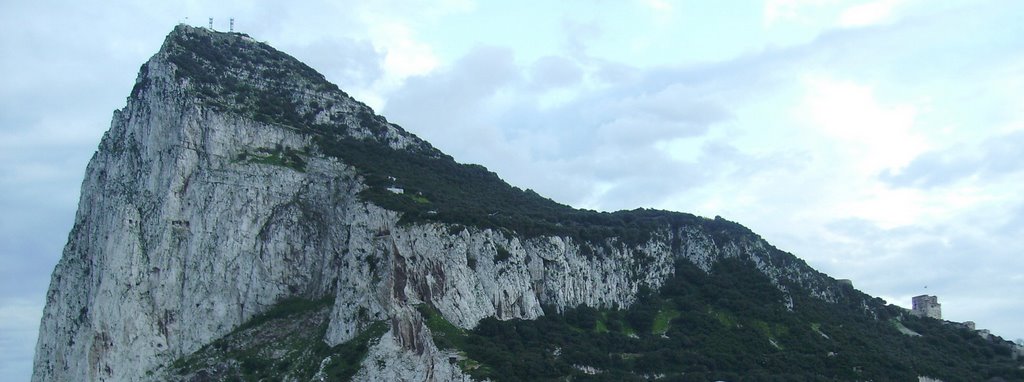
left=165, top=300, right=335, bottom=382
left=351, top=306, right=473, bottom=382
left=33, top=25, right=854, bottom=382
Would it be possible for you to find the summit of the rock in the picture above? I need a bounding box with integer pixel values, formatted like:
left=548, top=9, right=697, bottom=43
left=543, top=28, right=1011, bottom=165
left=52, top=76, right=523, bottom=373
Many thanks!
left=159, top=24, right=337, bottom=94
left=139, top=24, right=438, bottom=155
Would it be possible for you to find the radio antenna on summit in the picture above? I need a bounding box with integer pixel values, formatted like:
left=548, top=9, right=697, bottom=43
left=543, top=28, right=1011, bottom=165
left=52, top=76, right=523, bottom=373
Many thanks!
left=230, top=18, right=234, bottom=32
left=208, top=17, right=213, bottom=29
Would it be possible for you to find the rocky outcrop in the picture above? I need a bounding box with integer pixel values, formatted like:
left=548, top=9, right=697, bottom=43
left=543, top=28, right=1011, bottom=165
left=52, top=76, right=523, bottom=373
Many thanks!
left=355, top=308, right=473, bottom=382
left=33, top=25, right=854, bottom=382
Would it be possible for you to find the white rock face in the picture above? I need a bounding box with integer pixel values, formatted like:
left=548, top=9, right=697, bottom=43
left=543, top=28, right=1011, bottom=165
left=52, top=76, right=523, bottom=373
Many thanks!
left=32, top=46, right=366, bottom=381
left=353, top=307, right=474, bottom=382
left=322, top=220, right=680, bottom=347
left=33, top=26, right=846, bottom=382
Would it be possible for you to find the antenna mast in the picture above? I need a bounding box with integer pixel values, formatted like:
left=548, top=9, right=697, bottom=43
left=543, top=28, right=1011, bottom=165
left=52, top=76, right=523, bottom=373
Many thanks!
left=208, top=17, right=213, bottom=29
left=230, top=18, right=235, bottom=32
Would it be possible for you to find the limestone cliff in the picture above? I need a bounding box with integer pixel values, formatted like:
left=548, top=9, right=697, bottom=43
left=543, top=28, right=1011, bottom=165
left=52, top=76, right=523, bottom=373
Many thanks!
left=33, top=25, right=858, bottom=381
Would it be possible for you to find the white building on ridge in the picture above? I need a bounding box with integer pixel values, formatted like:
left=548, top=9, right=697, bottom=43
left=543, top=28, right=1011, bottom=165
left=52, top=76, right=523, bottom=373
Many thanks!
left=911, top=295, right=941, bottom=319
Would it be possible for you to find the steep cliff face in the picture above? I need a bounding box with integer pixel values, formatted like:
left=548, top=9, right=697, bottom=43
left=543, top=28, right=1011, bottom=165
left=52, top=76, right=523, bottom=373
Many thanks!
left=32, top=34, right=363, bottom=380
left=33, top=25, right=858, bottom=381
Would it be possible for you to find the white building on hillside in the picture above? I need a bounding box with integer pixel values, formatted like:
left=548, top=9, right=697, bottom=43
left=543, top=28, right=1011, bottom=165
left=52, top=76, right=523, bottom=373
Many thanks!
left=911, top=295, right=941, bottom=319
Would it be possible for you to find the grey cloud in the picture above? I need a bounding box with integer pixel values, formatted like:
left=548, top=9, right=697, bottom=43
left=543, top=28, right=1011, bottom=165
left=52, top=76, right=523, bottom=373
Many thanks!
left=590, top=84, right=733, bottom=149
left=626, top=84, right=733, bottom=124
left=381, top=26, right=804, bottom=211
left=1002, top=203, right=1024, bottom=236
left=823, top=217, right=928, bottom=242
left=566, top=137, right=789, bottom=211
left=591, top=60, right=641, bottom=85
left=525, top=69, right=743, bottom=153
left=387, top=45, right=519, bottom=116
left=528, top=55, right=583, bottom=90
left=595, top=114, right=702, bottom=149
left=581, top=145, right=678, bottom=180
left=384, top=51, right=735, bottom=206
left=538, top=144, right=709, bottom=210
left=288, top=38, right=384, bottom=90
left=881, top=129, right=1024, bottom=188
left=600, top=175, right=695, bottom=211
left=383, top=45, right=519, bottom=156
left=879, top=150, right=977, bottom=189
left=561, top=19, right=603, bottom=58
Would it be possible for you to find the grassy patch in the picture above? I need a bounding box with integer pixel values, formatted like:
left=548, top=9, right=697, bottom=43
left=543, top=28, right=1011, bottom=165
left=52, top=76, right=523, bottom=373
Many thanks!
left=417, top=304, right=468, bottom=350
left=891, top=319, right=922, bottom=337
left=318, top=321, right=388, bottom=380
left=493, top=243, right=512, bottom=263
left=168, top=296, right=388, bottom=382
left=595, top=315, right=609, bottom=333
left=651, top=307, right=680, bottom=335
left=709, top=308, right=736, bottom=328
left=236, top=144, right=307, bottom=172
left=232, top=296, right=332, bottom=334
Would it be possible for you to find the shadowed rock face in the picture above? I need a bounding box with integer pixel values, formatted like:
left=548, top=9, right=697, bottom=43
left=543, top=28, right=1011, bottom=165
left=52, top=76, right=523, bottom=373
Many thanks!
left=33, top=25, right=853, bottom=382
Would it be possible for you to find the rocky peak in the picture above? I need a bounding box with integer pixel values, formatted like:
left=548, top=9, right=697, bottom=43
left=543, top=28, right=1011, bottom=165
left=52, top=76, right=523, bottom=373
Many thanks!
left=139, top=24, right=437, bottom=155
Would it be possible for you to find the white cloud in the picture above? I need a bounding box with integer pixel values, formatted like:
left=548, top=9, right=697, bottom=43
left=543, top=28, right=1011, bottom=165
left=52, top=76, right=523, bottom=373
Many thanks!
left=785, top=76, right=979, bottom=229
left=764, top=0, right=913, bottom=29
left=370, top=23, right=439, bottom=78
left=838, top=0, right=906, bottom=27
left=640, top=0, right=673, bottom=12
left=435, top=0, right=477, bottom=14
left=798, top=75, right=926, bottom=173
left=362, top=20, right=440, bottom=109
left=763, top=0, right=837, bottom=26
left=639, top=0, right=675, bottom=25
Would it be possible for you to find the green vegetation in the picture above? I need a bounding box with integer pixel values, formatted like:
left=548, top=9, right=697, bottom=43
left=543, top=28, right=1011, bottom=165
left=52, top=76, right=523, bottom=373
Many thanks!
left=313, top=132, right=761, bottom=247
left=651, top=307, right=680, bottom=335
left=316, top=321, right=389, bottom=381
left=230, top=296, right=331, bottom=333
left=235, top=144, right=307, bottom=172
left=163, top=26, right=340, bottom=127
left=169, top=296, right=386, bottom=381
left=493, top=243, right=512, bottom=263
left=417, top=304, right=469, bottom=351
left=418, top=259, right=1024, bottom=381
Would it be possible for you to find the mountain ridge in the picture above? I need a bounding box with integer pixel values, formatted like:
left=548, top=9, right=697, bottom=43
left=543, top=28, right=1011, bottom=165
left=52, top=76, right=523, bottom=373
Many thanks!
left=32, top=25, right=1023, bottom=381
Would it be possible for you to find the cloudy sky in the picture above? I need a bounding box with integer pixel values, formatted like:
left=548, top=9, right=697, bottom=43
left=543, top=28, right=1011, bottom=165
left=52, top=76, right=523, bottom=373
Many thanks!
left=2, top=0, right=1023, bottom=378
